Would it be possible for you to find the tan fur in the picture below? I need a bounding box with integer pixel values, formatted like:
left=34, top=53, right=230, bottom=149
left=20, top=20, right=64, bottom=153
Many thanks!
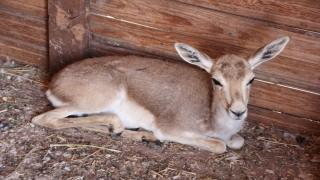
left=32, top=37, right=290, bottom=154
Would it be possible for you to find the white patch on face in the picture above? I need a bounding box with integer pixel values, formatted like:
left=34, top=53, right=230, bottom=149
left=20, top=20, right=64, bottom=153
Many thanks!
left=242, top=73, right=255, bottom=105
left=224, top=84, right=232, bottom=105
left=224, top=79, right=250, bottom=120
left=242, top=82, right=247, bottom=104
left=213, top=73, right=231, bottom=104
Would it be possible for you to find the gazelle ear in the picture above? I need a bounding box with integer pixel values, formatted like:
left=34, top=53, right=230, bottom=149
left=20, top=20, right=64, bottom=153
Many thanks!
left=248, top=36, right=290, bottom=69
left=174, top=43, right=213, bottom=72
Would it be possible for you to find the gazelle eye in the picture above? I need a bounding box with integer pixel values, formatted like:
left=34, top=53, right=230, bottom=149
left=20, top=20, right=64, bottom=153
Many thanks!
left=212, top=78, right=223, bottom=87
left=247, top=77, right=255, bottom=86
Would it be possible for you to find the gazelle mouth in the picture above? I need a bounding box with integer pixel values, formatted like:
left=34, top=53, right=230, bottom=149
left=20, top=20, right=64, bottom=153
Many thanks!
left=230, top=113, right=247, bottom=121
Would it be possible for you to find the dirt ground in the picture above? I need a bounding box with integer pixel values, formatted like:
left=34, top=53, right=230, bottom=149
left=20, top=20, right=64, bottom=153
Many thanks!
left=0, top=59, right=319, bottom=180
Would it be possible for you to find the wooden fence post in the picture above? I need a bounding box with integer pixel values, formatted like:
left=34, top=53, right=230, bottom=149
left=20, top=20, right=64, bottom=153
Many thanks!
left=48, top=0, right=90, bottom=74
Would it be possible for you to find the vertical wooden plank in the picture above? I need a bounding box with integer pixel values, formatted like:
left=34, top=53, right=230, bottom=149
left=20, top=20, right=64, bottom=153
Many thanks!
left=48, top=0, right=90, bottom=74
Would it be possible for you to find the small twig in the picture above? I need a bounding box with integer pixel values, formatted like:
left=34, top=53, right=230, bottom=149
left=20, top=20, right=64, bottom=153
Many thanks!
left=245, top=143, right=256, bottom=149
left=7, top=69, right=32, bottom=72
left=45, top=134, right=55, bottom=139
left=167, top=167, right=177, bottom=171
left=0, top=109, right=7, bottom=113
left=42, top=146, right=52, bottom=160
left=181, top=170, right=196, bottom=175
left=242, top=166, right=251, bottom=171
left=92, top=160, right=96, bottom=167
left=77, top=149, right=101, bottom=161
left=166, top=167, right=196, bottom=176
left=194, top=161, right=200, bottom=170
left=66, top=176, right=84, bottom=180
left=10, top=85, right=17, bottom=91
left=159, top=167, right=169, bottom=173
left=255, top=153, right=264, bottom=161
left=50, top=144, right=121, bottom=153
left=150, top=170, right=164, bottom=178
left=257, top=137, right=300, bottom=147
left=56, top=135, right=67, bottom=142
left=287, top=170, right=296, bottom=176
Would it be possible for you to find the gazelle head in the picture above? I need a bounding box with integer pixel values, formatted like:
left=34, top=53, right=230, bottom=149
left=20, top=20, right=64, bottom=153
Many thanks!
left=175, top=37, right=290, bottom=121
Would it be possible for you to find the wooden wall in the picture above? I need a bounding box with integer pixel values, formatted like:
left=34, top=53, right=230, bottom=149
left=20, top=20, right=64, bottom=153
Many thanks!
left=89, top=0, right=320, bottom=134
left=0, top=0, right=48, bottom=67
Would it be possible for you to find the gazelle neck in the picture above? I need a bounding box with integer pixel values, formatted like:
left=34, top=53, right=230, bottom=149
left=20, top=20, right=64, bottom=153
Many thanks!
left=208, top=95, right=245, bottom=141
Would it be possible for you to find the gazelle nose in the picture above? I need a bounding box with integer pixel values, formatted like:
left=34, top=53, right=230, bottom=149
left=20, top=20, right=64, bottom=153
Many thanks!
left=230, top=110, right=246, bottom=117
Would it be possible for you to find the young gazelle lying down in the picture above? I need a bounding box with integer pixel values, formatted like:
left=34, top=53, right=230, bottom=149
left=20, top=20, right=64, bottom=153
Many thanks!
left=32, top=37, right=289, bottom=154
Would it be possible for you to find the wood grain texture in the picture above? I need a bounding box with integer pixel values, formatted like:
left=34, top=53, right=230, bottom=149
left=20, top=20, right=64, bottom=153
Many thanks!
left=90, top=14, right=320, bottom=93
left=249, top=80, right=320, bottom=122
left=0, top=40, right=47, bottom=67
left=175, top=0, right=320, bottom=32
left=0, top=6, right=48, bottom=67
left=90, top=41, right=161, bottom=59
left=0, top=36, right=47, bottom=57
left=0, top=0, right=47, bottom=17
left=247, top=105, right=320, bottom=135
left=90, top=0, right=320, bottom=65
left=0, top=10, right=47, bottom=42
left=0, top=28, right=47, bottom=48
left=48, top=0, right=90, bottom=73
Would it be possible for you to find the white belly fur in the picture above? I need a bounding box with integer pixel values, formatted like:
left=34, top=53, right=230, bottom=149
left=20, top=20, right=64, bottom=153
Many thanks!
left=115, top=97, right=156, bottom=131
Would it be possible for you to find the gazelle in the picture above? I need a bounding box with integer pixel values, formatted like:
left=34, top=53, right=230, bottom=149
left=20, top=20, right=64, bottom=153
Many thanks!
left=32, top=37, right=289, bottom=154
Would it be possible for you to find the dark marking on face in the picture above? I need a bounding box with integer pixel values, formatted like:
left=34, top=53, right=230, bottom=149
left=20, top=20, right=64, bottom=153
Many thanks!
left=218, top=60, right=246, bottom=79
left=220, top=62, right=231, bottom=70
left=235, top=61, right=245, bottom=69
left=235, top=61, right=246, bottom=77
left=247, top=77, right=255, bottom=85
left=235, top=92, right=240, bottom=99
left=136, top=67, right=148, bottom=71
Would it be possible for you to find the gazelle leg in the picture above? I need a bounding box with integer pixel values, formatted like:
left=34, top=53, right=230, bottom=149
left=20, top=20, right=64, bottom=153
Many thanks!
left=121, top=130, right=158, bottom=142
left=56, top=115, right=124, bottom=133
left=153, top=128, right=226, bottom=154
left=226, top=133, right=244, bottom=149
left=77, top=125, right=111, bottom=134
left=32, top=106, right=124, bottom=133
